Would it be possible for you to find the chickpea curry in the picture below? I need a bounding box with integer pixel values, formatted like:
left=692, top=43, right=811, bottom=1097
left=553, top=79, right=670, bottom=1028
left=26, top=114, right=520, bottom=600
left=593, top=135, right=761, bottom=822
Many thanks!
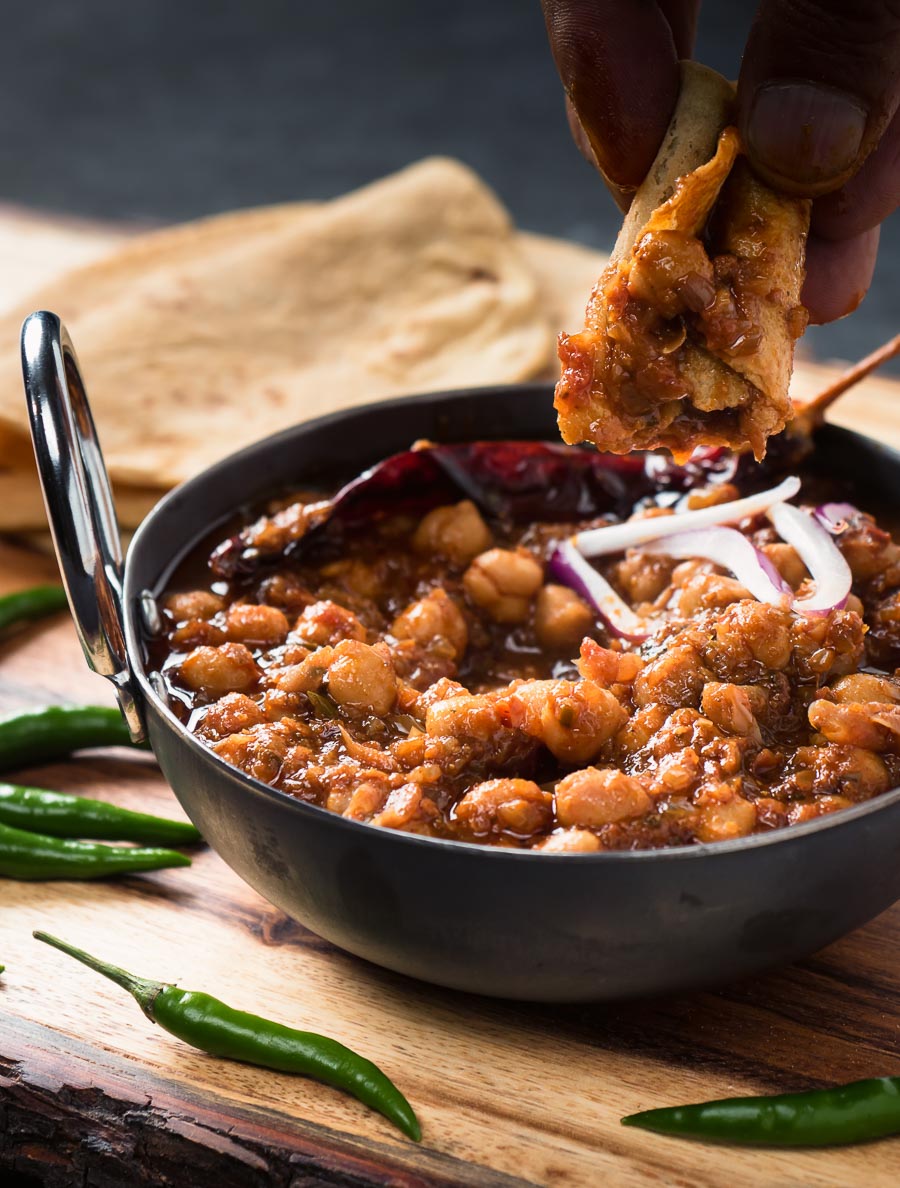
left=154, top=441, right=900, bottom=853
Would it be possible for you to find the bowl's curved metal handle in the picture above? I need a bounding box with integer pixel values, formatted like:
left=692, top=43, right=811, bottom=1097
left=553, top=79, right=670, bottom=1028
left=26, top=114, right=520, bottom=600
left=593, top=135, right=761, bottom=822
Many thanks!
left=21, top=311, right=146, bottom=742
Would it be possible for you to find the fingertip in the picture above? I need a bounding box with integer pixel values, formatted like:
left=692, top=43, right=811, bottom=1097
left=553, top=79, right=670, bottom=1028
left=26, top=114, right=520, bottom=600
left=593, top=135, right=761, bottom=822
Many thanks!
left=740, top=80, right=868, bottom=197
left=564, top=97, right=635, bottom=212
left=811, top=106, right=900, bottom=240
left=543, top=0, right=681, bottom=188
left=801, top=226, right=880, bottom=324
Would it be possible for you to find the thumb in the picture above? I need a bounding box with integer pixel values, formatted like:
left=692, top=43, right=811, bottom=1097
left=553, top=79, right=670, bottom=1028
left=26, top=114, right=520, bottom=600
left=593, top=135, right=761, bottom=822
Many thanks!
left=738, top=0, right=900, bottom=196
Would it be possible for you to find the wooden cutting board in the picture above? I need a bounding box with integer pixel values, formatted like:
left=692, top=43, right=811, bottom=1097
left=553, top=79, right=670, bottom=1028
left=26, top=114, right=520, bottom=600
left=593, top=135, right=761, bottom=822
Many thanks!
left=1, top=210, right=900, bottom=1188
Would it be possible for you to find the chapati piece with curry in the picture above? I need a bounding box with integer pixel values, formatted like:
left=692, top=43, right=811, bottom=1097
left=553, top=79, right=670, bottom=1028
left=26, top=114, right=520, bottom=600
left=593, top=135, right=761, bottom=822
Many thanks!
left=555, top=64, right=811, bottom=461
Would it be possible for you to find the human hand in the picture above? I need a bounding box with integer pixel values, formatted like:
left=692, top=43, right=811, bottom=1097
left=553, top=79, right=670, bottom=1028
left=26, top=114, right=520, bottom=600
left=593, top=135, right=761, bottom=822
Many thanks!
left=541, top=0, right=900, bottom=324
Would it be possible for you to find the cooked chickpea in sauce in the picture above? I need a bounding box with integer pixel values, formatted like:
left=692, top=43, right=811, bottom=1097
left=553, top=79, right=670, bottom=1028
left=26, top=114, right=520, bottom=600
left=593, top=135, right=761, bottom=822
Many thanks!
left=155, top=459, right=900, bottom=852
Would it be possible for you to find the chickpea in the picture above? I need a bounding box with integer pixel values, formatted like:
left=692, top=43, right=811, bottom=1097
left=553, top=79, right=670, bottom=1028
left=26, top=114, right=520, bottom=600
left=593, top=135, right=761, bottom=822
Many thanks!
left=696, top=792, right=757, bottom=842
left=425, top=692, right=504, bottom=743
left=455, top=778, right=552, bottom=837
left=260, top=688, right=304, bottom=721
left=257, top=573, right=313, bottom=613
left=180, top=642, right=260, bottom=698
left=391, top=588, right=468, bottom=660
left=840, top=523, right=898, bottom=582
left=326, top=640, right=397, bottom=715
left=842, top=747, right=893, bottom=797
left=536, top=828, right=602, bottom=853
left=831, top=673, right=900, bottom=705
left=787, top=796, right=854, bottom=825
left=808, top=700, right=899, bottom=752
left=700, top=682, right=760, bottom=738
left=555, top=767, right=651, bottom=829
left=463, top=548, right=543, bottom=624
left=416, top=676, right=467, bottom=713
left=213, top=721, right=293, bottom=784
left=534, top=585, right=594, bottom=651
left=800, top=745, right=891, bottom=799
left=506, top=679, right=626, bottom=764
left=675, top=573, right=751, bottom=617
left=628, top=230, right=714, bottom=317
left=578, top=639, right=643, bottom=686
left=614, top=703, right=668, bottom=754
left=270, top=646, right=333, bottom=693
left=613, top=550, right=676, bottom=605
left=171, top=620, right=226, bottom=648
left=760, top=542, right=808, bottom=590
left=200, top=692, right=265, bottom=739
left=373, top=783, right=424, bottom=830
left=343, top=779, right=390, bottom=822
left=165, top=590, right=224, bottom=623
left=225, top=603, right=289, bottom=647
left=632, top=641, right=709, bottom=709
left=294, top=600, right=366, bottom=647
left=654, top=748, right=702, bottom=793
left=715, top=603, right=793, bottom=671
left=319, top=558, right=382, bottom=600
left=681, top=483, right=739, bottom=511
left=411, top=500, right=492, bottom=565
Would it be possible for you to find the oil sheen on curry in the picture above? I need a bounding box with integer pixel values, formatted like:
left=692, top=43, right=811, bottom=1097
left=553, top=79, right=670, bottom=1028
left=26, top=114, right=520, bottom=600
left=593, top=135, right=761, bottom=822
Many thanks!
left=153, top=441, right=900, bottom=853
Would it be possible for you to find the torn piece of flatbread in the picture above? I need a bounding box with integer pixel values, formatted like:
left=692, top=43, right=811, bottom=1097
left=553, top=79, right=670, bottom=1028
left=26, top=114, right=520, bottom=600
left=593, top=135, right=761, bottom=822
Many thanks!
left=555, top=63, right=811, bottom=461
left=0, top=157, right=550, bottom=488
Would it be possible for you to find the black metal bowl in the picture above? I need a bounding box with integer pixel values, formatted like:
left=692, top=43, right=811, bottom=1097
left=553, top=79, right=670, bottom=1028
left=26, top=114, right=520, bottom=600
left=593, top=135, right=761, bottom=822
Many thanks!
left=23, top=311, right=900, bottom=1002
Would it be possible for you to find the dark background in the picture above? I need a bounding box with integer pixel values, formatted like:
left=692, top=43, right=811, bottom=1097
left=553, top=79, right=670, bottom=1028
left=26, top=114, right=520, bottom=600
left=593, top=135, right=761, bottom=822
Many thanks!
left=5, top=0, right=897, bottom=368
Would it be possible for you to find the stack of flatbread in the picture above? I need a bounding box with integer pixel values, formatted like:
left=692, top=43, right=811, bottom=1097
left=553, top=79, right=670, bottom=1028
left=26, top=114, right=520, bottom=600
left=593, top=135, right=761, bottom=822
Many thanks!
left=0, top=157, right=606, bottom=532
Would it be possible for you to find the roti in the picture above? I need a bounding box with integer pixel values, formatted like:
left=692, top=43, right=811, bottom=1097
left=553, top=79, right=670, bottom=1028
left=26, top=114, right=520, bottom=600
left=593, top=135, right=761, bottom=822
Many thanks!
left=0, top=157, right=550, bottom=489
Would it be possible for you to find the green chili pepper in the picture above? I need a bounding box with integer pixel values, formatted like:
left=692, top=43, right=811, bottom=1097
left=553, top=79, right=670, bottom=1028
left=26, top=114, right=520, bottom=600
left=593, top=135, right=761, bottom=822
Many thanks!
left=0, top=584, right=68, bottom=633
left=0, top=822, right=189, bottom=880
left=621, top=1077, right=900, bottom=1147
left=0, top=705, right=146, bottom=771
left=33, top=932, right=421, bottom=1141
left=0, top=782, right=200, bottom=845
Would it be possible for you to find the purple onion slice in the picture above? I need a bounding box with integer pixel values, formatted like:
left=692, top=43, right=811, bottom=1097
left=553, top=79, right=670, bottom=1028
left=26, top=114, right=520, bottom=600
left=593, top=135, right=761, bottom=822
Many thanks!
left=548, top=540, right=649, bottom=642
left=813, top=502, right=861, bottom=535
left=573, top=476, right=801, bottom=558
left=643, top=527, right=792, bottom=606
left=766, top=502, right=852, bottom=615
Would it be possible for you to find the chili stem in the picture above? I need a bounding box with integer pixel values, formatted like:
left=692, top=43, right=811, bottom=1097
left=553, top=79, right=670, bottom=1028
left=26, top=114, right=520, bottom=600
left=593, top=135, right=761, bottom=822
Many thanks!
left=33, top=931, right=161, bottom=1011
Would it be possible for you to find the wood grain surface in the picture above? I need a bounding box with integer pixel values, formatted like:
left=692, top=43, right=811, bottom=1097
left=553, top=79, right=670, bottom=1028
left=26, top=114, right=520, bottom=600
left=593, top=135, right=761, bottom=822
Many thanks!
left=1, top=211, right=900, bottom=1187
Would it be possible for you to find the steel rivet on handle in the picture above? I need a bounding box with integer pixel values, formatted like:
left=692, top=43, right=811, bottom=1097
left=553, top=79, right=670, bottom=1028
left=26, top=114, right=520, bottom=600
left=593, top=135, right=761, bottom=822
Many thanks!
left=139, top=589, right=163, bottom=638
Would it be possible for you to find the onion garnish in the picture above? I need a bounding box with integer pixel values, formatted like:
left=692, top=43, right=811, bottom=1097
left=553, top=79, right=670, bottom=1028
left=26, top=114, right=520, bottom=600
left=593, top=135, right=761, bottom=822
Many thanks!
left=643, top=527, right=792, bottom=606
left=766, top=502, right=852, bottom=615
left=548, top=541, right=649, bottom=642
left=574, top=476, right=801, bottom=557
left=814, top=502, right=860, bottom=535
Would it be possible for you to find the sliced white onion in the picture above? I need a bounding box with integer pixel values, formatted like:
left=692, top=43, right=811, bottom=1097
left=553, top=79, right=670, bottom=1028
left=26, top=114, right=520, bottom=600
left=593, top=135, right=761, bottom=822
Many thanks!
left=814, top=502, right=860, bottom=535
left=574, top=476, right=801, bottom=557
left=548, top=541, right=649, bottom=642
left=643, top=527, right=792, bottom=606
left=766, top=502, right=852, bottom=615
